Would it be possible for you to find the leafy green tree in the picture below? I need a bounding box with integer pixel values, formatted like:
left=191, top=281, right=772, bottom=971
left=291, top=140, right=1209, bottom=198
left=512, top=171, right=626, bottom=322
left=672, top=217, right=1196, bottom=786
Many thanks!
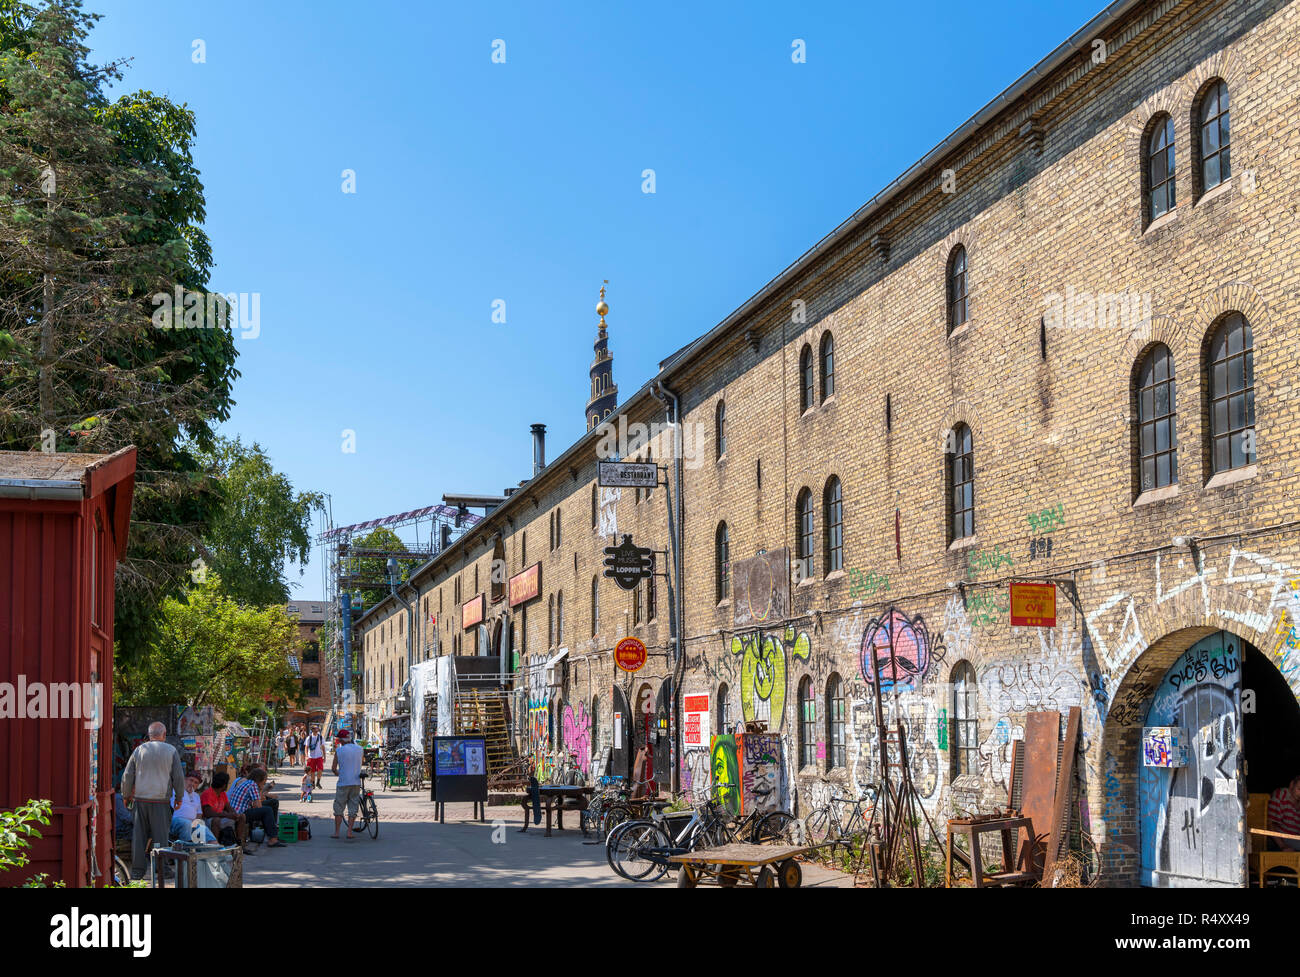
left=346, top=526, right=421, bottom=609
left=0, top=0, right=238, bottom=661
left=116, top=575, right=304, bottom=718
left=198, top=436, right=324, bottom=607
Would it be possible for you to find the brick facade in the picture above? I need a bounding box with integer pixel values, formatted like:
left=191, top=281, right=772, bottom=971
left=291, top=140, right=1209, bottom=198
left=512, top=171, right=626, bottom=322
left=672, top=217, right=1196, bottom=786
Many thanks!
left=355, top=0, right=1300, bottom=886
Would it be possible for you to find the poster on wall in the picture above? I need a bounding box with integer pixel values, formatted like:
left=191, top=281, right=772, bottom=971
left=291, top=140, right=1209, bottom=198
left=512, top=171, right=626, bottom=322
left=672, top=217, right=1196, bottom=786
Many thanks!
left=683, top=693, right=709, bottom=749
left=613, top=711, right=623, bottom=750
left=1142, top=726, right=1188, bottom=767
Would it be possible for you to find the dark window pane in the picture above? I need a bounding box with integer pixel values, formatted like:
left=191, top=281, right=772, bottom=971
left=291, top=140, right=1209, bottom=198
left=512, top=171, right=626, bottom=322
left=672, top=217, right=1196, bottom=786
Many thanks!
left=1213, top=359, right=1227, bottom=395
left=1156, top=453, right=1170, bottom=488
left=1214, top=435, right=1229, bottom=472
left=1141, top=457, right=1155, bottom=490
left=1155, top=420, right=1170, bottom=454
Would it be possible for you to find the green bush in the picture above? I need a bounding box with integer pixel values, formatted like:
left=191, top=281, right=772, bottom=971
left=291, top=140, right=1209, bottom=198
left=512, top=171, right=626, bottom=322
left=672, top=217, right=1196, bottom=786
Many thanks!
left=1, top=799, right=52, bottom=884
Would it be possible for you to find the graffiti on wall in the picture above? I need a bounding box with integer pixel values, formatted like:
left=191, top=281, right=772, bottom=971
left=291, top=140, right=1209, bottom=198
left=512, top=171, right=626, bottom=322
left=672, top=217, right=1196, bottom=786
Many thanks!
left=730, top=626, right=809, bottom=731
left=1027, top=503, right=1065, bottom=534
left=860, top=608, right=945, bottom=694
left=681, top=747, right=711, bottom=804
left=711, top=735, right=740, bottom=815
left=741, top=733, right=784, bottom=814
left=966, top=545, right=1014, bottom=582
left=848, top=568, right=890, bottom=601
left=562, top=701, right=592, bottom=776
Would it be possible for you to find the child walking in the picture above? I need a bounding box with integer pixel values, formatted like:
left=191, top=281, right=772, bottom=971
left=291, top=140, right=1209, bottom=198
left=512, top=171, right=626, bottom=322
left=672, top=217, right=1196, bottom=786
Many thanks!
left=300, top=769, right=314, bottom=803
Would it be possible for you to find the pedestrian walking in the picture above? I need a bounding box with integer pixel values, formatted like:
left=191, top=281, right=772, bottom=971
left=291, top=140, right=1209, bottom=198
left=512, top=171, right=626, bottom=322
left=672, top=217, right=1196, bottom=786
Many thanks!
left=284, top=728, right=298, bottom=767
left=330, top=728, right=364, bottom=839
left=120, top=722, right=187, bottom=879
left=305, top=725, right=326, bottom=788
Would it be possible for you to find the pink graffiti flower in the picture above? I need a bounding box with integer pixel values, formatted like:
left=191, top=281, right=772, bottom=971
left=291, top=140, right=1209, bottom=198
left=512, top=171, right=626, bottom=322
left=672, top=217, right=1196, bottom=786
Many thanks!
left=861, top=609, right=934, bottom=692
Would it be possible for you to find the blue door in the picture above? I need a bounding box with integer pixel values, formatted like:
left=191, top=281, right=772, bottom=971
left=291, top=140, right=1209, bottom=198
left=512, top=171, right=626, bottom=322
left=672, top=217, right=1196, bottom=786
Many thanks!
left=1139, top=632, right=1245, bottom=887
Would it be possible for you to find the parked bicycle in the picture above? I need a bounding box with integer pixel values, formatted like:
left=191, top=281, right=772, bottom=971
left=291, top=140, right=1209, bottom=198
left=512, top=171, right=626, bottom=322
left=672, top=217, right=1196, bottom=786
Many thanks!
left=407, top=753, right=425, bottom=792
left=353, top=772, right=380, bottom=839
left=800, top=783, right=879, bottom=852
left=605, top=798, right=732, bottom=883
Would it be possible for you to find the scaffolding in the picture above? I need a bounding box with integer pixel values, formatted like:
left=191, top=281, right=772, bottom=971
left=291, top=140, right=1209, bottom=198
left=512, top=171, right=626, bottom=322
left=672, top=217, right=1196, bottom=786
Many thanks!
left=313, top=499, right=485, bottom=738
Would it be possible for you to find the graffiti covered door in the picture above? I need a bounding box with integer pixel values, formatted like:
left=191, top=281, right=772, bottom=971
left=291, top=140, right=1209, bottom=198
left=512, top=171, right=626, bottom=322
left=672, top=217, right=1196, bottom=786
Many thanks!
left=1139, top=631, right=1244, bottom=887
left=610, top=686, right=630, bottom=780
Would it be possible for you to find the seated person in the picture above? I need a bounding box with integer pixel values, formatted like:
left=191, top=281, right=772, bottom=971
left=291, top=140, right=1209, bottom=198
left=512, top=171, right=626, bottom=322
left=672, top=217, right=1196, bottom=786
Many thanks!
left=228, top=768, right=284, bottom=850
left=114, top=791, right=134, bottom=838
left=251, top=764, right=280, bottom=820
left=201, top=771, right=246, bottom=846
left=170, top=772, right=217, bottom=843
left=1268, top=774, right=1300, bottom=851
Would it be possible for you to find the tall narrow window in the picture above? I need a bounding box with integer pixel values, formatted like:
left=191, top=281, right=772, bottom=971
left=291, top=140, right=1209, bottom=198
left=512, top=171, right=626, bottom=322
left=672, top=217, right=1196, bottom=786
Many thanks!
left=1146, top=114, right=1176, bottom=222
left=819, top=332, right=835, bottom=402
left=715, top=522, right=730, bottom=602
left=645, top=447, right=654, bottom=501
left=951, top=661, right=978, bottom=778
left=591, top=484, right=597, bottom=528
left=1198, top=79, right=1230, bottom=193
left=798, top=678, right=816, bottom=769
left=633, top=579, right=643, bottom=625
left=556, top=591, right=564, bottom=645
left=646, top=572, right=656, bottom=621
left=795, top=488, right=814, bottom=581
left=948, top=424, right=974, bottom=541
left=1137, top=344, right=1178, bottom=492
left=716, top=400, right=727, bottom=459
left=1208, top=312, right=1256, bottom=473
left=591, top=575, right=599, bottom=636
left=556, top=508, right=562, bottom=550
left=491, top=538, right=506, bottom=602
left=826, top=673, right=845, bottom=770
left=548, top=595, right=555, bottom=648
left=717, top=684, right=731, bottom=735
left=799, top=345, right=814, bottom=412
left=947, top=245, right=968, bottom=333
left=822, top=477, right=843, bottom=574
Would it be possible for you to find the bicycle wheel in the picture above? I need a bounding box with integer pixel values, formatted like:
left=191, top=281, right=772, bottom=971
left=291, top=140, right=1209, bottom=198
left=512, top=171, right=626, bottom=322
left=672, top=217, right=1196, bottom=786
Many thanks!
left=804, top=807, right=834, bottom=847
left=606, top=820, right=669, bottom=883
left=366, top=796, right=379, bottom=839
left=601, top=803, right=634, bottom=838
left=112, top=855, right=132, bottom=886
left=753, top=811, right=798, bottom=845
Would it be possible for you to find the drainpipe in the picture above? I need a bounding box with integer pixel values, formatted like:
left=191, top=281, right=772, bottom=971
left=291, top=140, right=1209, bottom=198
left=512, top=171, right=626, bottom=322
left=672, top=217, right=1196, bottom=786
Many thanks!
left=389, top=557, right=416, bottom=713
left=653, top=378, right=685, bottom=794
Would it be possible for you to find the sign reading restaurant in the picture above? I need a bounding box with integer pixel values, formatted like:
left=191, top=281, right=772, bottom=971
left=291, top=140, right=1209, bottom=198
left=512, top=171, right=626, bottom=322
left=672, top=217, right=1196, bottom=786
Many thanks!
left=461, top=593, right=485, bottom=630
left=508, top=562, right=541, bottom=607
left=597, top=460, right=658, bottom=488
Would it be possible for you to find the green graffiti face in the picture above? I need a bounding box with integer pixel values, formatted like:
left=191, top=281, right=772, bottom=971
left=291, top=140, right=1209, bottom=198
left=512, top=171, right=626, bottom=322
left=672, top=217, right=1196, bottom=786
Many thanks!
left=733, top=632, right=787, bottom=730
left=710, top=736, right=740, bottom=815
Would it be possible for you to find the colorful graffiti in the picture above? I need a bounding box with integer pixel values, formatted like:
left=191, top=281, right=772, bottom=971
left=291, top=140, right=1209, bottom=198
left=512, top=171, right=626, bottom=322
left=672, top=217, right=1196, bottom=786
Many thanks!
left=711, top=735, right=740, bottom=815
left=681, top=747, right=711, bottom=804
left=848, top=568, right=890, bottom=601
left=860, top=608, right=945, bottom=693
left=741, top=733, right=783, bottom=814
left=562, top=702, right=592, bottom=775
left=730, top=626, right=809, bottom=731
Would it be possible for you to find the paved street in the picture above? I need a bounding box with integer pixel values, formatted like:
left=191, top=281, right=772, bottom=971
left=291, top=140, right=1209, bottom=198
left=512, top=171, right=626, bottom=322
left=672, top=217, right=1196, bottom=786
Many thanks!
left=243, top=762, right=852, bottom=888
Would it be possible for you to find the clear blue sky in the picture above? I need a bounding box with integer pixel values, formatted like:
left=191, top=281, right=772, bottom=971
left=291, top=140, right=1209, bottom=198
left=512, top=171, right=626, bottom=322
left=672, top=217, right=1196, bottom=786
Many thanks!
left=86, top=0, right=1104, bottom=599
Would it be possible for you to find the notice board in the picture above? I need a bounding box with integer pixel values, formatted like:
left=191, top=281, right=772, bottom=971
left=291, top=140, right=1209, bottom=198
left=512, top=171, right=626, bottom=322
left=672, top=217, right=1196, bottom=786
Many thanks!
left=431, top=736, right=488, bottom=803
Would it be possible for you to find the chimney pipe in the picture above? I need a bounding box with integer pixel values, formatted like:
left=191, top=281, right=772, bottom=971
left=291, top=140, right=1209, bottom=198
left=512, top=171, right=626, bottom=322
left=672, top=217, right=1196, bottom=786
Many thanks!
left=531, top=423, right=547, bottom=475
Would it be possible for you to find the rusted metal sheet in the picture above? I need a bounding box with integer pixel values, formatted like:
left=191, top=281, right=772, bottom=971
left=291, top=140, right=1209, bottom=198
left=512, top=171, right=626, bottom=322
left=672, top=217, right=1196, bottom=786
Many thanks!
left=1043, top=706, right=1081, bottom=885
left=1020, top=710, right=1061, bottom=878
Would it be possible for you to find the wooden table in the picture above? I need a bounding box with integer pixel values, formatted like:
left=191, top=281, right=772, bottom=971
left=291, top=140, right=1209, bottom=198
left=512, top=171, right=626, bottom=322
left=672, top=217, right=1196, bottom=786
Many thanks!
left=945, top=816, right=1037, bottom=888
left=519, top=786, right=593, bottom=837
left=671, top=843, right=808, bottom=888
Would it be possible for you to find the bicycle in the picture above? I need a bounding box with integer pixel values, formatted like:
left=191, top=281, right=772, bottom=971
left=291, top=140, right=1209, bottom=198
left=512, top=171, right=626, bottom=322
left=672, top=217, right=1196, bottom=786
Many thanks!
left=352, top=773, right=380, bottom=839
left=407, top=754, right=425, bottom=792
left=801, top=783, right=879, bottom=853
left=605, top=798, right=732, bottom=883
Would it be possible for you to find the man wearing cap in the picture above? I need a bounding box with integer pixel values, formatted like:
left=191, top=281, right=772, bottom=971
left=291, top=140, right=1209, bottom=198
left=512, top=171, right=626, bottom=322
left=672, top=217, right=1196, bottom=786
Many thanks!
left=330, top=728, right=365, bottom=839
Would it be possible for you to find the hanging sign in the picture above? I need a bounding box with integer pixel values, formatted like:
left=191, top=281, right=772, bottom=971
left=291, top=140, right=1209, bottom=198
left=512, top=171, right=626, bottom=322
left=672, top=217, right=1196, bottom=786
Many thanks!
left=461, top=594, right=485, bottom=630
left=1009, top=581, right=1056, bottom=627
left=508, top=563, right=541, bottom=606
left=598, top=461, right=658, bottom=488
left=615, top=636, right=648, bottom=673
left=603, top=534, right=654, bottom=591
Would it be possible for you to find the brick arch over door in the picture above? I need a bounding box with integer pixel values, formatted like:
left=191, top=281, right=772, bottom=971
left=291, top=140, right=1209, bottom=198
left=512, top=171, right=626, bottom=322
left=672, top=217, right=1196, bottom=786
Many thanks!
left=1095, top=569, right=1284, bottom=887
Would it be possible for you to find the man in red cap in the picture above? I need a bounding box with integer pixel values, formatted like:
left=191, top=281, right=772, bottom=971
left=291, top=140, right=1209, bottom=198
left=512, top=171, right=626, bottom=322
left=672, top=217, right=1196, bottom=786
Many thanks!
left=330, top=728, right=365, bottom=839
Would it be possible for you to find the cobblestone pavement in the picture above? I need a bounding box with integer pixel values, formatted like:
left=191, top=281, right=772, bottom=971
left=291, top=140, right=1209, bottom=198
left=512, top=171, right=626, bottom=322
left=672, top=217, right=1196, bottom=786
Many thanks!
left=242, top=762, right=853, bottom=888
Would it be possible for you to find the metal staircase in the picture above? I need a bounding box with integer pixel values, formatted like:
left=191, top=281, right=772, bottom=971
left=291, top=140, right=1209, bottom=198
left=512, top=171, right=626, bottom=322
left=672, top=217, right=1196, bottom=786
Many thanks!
left=453, top=687, right=516, bottom=778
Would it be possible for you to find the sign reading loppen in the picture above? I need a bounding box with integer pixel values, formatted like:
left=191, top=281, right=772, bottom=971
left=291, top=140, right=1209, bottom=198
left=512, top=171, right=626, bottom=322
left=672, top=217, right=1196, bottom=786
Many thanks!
left=508, top=562, right=541, bottom=607
left=597, top=460, right=658, bottom=488
left=615, top=636, right=647, bottom=673
left=1009, top=581, right=1057, bottom=627
left=461, top=593, right=485, bottom=630
left=603, top=534, right=655, bottom=591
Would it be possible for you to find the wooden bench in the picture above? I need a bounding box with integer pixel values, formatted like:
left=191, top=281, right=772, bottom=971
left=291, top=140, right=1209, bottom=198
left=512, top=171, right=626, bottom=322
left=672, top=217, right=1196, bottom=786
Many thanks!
left=516, top=786, right=591, bottom=837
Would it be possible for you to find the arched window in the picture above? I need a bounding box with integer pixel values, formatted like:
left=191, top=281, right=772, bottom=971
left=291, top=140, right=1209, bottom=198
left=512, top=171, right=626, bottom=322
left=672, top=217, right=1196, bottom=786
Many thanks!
left=591, top=575, right=599, bottom=636
left=822, top=477, right=843, bottom=574
left=548, top=594, right=555, bottom=648
left=591, top=484, right=597, bottom=528
left=950, top=661, right=978, bottom=778
left=1198, top=79, right=1230, bottom=194
left=819, top=332, right=835, bottom=401
left=715, top=400, right=727, bottom=459
left=826, top=673, right=845, bottom=770
left=795, top=488, right=814, bottom=581
left=1145, top=114, right=1176, bottom=222
left=1208, top=312, right=1256, bottom=473
left=717, top=683, right=731, bottom=734
left=948, top=424, right=974, bottom=541
left=715, top=522, right=730, bottom=602
left=798, top=678, right=816, bottom=769
left=947, top=245, right=968, bottom=333
left=799, top=344, right=814, bottom=412
left=1137, top=344, right=1177, bottom=492
left=556, top=591, right=564, bottom=645
left=491, top=537, right=506, bottom=602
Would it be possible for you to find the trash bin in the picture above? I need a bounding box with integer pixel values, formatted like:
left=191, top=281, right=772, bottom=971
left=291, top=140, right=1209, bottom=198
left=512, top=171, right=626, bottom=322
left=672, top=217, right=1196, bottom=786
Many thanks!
left=277, top=813, right=299, bottom=844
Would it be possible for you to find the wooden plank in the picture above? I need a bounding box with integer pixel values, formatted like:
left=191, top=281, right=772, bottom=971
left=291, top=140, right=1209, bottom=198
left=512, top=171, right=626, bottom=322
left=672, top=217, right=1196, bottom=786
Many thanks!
left=670, top=843, right=807, bottom=866
left=1043, top=706, right=1080, bottom=885
left=1021, top=710, right=1060, bottom=878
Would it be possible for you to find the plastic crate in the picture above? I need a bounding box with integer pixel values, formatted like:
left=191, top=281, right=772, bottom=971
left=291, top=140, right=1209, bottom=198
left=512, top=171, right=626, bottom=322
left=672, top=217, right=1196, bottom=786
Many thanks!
left=277, top=813, right=299, bottom=844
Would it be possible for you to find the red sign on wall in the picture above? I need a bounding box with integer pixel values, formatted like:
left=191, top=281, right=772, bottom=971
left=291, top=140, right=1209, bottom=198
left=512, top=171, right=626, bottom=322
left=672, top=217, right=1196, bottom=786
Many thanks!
left=615, top=637, right=647, bottom=673
left=461, top=594, right=485, bottom=630
left=508, top=563, right=541, bottom=607
left=1009, top=582, right=1057, bottom=628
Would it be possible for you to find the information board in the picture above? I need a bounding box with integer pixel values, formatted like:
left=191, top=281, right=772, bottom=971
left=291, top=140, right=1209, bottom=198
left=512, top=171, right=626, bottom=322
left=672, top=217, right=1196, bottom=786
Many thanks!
left=431, top=735, right=489, bottom=803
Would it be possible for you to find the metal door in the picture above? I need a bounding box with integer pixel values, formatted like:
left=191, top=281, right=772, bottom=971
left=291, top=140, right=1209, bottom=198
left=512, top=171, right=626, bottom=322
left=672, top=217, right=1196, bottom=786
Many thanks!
left=610, top=685, right=630, bottom=780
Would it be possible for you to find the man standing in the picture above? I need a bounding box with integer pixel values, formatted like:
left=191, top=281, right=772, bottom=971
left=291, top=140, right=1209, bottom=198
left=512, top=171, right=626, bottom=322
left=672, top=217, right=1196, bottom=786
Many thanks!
left=331, top=728, right=364, bottom=839
left=120, top=722, right=187, bottom=879
left=305, top=725, right=326, bottom=789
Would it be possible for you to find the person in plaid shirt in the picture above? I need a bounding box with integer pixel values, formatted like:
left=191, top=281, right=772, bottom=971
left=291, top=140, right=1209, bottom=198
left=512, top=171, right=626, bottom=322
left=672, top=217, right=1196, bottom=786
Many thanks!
left=228, top=768, right=284, bottom=851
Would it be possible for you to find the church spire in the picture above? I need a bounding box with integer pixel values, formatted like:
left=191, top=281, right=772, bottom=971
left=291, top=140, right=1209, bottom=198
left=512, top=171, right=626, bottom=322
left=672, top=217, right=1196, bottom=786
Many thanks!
left=586, top=280, right=617, bottom=431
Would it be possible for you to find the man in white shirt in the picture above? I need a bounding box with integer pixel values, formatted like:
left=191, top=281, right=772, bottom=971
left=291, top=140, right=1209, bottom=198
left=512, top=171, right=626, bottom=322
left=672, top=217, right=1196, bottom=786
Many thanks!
left=305, top=725, right=326, bottom=789
left=330, top=729, right=365, bottom=839
left=170, top=772, right=216, bottom=843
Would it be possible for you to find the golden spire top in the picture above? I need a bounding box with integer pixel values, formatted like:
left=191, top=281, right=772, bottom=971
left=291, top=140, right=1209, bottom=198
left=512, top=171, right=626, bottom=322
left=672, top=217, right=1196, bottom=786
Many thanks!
left=596, top=280, right=609, bottom=325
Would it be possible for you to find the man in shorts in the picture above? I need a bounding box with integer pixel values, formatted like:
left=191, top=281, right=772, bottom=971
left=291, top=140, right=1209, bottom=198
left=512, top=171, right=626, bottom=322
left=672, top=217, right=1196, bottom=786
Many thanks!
left=304, top=725, right=326, bottom=789
left=331, top=728, right=364, bottom=839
